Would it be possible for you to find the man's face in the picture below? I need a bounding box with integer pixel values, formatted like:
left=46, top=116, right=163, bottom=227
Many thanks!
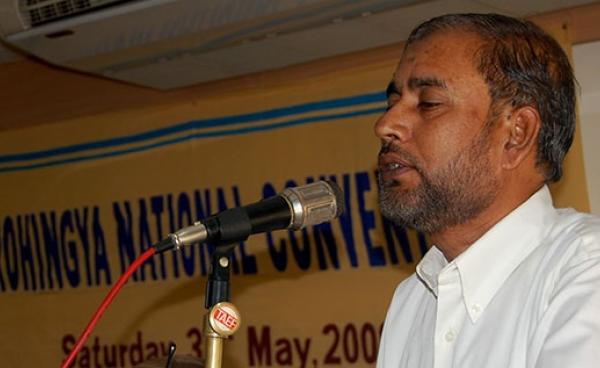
left=375, top=30, right=502, bottom=234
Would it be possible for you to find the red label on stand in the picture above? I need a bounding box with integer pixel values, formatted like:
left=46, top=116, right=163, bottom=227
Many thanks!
left=213, top=307, right=238, bottom=330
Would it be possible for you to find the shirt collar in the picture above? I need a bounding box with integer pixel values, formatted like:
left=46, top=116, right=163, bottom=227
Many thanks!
left=416, top=245, right=447, bottom=295
left=416, top=185, right=558, bottom=323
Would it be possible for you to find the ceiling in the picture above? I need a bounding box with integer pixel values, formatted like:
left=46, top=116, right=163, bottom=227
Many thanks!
left=0, top=0, right=597, bottom=90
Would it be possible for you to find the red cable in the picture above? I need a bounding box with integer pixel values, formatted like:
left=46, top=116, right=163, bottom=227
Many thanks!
left=61, top=247, right=157, bottom=368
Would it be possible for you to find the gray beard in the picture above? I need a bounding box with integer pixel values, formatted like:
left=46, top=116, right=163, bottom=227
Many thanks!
left=377, top=130, right=500, bottom=234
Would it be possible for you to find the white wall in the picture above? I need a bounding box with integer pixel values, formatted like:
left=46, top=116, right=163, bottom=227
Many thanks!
left=573, top=40, right=600, bottom=215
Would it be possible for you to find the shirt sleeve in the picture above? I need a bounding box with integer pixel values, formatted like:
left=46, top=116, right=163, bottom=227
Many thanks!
left=533, top=246, right=600, bottom=368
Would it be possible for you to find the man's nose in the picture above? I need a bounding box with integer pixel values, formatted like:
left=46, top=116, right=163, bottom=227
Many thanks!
left=374, top=105, right=413, bottom=144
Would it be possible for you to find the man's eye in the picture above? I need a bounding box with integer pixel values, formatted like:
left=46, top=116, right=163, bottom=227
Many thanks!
left=418, top=101, right=441, bottom=110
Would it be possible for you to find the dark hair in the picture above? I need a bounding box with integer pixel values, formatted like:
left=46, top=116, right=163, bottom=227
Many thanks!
left=406, top=13, right=576, bottom=182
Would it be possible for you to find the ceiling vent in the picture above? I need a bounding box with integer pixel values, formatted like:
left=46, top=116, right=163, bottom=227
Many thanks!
left=20, top=0, right=134, bottom=27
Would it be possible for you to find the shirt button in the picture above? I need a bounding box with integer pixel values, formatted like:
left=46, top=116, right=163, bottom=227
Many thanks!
left=444, top=330, right=455, bottom=342
left=471, top=304, right=482, bottom=314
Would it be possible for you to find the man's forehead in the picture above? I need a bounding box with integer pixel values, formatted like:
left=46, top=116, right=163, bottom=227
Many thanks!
left=387, top=32, right=484, bottom=94
left=404, top=27, right=484, bottom=54
left=399, top=30, right=482, bottom=68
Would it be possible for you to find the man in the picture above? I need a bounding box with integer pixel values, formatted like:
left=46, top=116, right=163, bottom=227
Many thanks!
left=376, top=13, right=600, bottom=368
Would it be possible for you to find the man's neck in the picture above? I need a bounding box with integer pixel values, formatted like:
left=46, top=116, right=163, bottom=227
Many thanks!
left=430, top=184, right=544, bottom=261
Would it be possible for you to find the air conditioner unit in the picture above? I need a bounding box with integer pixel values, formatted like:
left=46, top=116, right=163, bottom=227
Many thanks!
left=11, top=0, right=577, bottom=90
left=1, top=0, right=444, bottom=89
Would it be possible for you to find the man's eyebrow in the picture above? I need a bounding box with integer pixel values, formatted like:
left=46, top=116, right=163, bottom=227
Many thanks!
left=386, top=77, right=446, bottom=98
left=408, top=77, right=447, bottom=90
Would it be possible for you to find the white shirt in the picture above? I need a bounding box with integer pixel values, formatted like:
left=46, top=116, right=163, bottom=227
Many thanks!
left=377, top=186, right=600, bottom=368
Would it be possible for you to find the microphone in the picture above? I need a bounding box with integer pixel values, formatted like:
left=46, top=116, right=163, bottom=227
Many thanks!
left=155, top=180, right=344, bottom=252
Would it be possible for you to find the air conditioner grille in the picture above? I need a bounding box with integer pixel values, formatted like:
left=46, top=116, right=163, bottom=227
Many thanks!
left=19, top=0, right=136, bottom=27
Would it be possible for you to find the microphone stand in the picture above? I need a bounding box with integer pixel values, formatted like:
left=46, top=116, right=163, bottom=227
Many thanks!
left=203, top=245, right=241, bottom=368
left=153, top=180, right=342, bottom=367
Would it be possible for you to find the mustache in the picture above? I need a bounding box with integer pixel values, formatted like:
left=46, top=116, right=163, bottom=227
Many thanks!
left=378, top=142, right=419, bottom=169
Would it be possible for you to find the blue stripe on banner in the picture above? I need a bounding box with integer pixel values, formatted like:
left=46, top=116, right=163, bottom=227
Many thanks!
left=0, top=91, right=386, bottom=165
left=0, top=106, right=386, bottom=174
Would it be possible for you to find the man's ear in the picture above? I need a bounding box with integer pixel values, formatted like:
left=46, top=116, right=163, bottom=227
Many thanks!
left=502, top=106, right=541, bottom=170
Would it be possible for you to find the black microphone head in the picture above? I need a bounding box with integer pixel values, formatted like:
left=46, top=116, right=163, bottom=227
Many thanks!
left=281, top=180, right=345, bottom=230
